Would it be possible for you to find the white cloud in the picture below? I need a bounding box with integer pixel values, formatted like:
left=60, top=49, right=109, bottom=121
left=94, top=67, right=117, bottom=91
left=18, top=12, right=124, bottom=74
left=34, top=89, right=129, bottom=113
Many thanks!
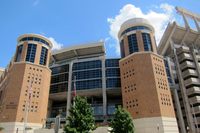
left=107, top=3, right=175, bottom=56
left=48, top=37, right=63, bottom=50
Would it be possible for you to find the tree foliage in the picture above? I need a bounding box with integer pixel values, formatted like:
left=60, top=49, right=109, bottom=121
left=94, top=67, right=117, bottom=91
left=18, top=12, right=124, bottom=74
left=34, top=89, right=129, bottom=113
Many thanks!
left=64, top=96, right=95, bottom=133
left=0, top=126, right=3, bottom=131
left=110, top=106, right=134, bottom=133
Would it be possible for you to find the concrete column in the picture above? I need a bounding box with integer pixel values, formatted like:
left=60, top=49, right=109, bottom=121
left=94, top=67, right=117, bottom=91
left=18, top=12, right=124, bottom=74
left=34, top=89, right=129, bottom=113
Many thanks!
left=182, top=14, right=190, bottom=29
left=101, top=56, right=107, bottom=122
left=194, top=18, right=200, bottom=32
left=66, top=62, right=73, bottom=122
left=170, top=40, right=196, bottom=133
left=172, top=88, right=187, bottom=133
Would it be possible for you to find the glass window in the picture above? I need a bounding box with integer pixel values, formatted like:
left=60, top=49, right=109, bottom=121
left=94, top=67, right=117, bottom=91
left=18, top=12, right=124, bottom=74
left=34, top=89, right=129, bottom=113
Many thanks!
left=107, top=105, right=116, bottom=115
left=40, top=47, right=48, bottom=65
left=72, top=69, right=102, bottom=80
left=120, top=26, right=151, bottom=37
left=128, top=34, right=138, bottom=54
left=51, top=73, right=68, bottom=84
left=26, top=44, right=37, bottom=63
left=106, top=78, right=121, bottom=88
left=15, top=45, right=23, bottom=62
left=73, top=60, right=102, bottom=71
left=50, top=82, right=68, bottom=93
left=120, top=40, right=125, bottom=58
left=105, top=59, right=120, bottom=67
left=106, top=68, right=120, bottom=77
left=19, top=37, right=50, bottom=47
left=51, top=64, right=69, bottom=75
left=72, top=79, right=102, bottom=90
left=142, top=33, right=152, bottom=51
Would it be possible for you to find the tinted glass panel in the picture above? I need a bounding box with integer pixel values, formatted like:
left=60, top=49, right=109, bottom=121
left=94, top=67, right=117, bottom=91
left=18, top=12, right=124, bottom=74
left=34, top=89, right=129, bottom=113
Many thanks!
left=15, top=45, right=23, bottom=62
left=142, top=33, right=152, bottom=51
left=72, top=79, right=102, bottom=90
left=19, top=37, right=50, bottom=47
left=73, top=60, right=102, bottom=71
left=51, top=65, right=69, bottom=75
left=106, top=78, right=121, bottom=88
left=120, top=40, right=125, bottom=58
left=105, top=59, right=119, bottom=67
left=106, top=68, right=120, bottom=77
left=26, top=44, right=37, bottom=63
left=121, top=26, right=151, bottom=37
left=128, top=34, right=138, bottom=54
left=40, top=47, right=48, bottom=65
left=72, top=69, right=102, bottom=80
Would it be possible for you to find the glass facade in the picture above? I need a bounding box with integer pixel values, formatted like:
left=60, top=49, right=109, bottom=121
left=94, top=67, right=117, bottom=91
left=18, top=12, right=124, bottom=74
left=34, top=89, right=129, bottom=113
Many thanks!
left=120, top=26, right=151, bottom=37
left=50, top=64, right=69, bottom=93
left=106, top=59, right=121, bottom=88
left=142, top=33, right=152, bottom=51
left=26, top=44, right=37, bottom=63
left=120, top=39, right=125, bottom=58
left=49, top=58, right=122, bottom=122
left=19, top=37, right=50, bottom=47
left=15, top=45, right=23, bottom=62
left=164, top=59, right=173, bottom=84
left=72, top=60, right=102, bottom=90
left=128, top=34, right=138, bottom=54
left=40, top=47, right=48, bottom=65
left=73, top=60, right=102, bottom=71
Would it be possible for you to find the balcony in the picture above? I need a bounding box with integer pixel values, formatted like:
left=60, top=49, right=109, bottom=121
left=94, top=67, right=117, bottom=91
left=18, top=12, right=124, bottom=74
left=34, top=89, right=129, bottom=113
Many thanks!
left=178, top=53, right=193, bottom=63
left=184, top=78, right=200, bottom=87
left=187, top=87, right=200, bottom=96
left=196, top=55, right=200, bottom=61
left=193, top=106, right=200, bottom=114
left=176, top=46, right=190, bottom=55
left=180, top=61, right=195, bottom=70
left=189, top=96, right=200, bottom=104
left=182, top=69, right=198, bottom=79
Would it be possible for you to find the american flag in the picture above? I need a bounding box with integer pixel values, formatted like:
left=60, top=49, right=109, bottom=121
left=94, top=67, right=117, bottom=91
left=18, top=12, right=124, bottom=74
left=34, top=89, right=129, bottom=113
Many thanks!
left=72, top=76, right=76, bottom=97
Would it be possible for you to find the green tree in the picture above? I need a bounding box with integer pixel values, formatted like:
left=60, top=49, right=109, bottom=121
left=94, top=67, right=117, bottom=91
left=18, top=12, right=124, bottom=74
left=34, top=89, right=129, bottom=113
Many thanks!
left=0, top=126, right=3, bottom=131
left=110, top=106, right=134, bottom=133
left=64, top=96, right=95, bottom=133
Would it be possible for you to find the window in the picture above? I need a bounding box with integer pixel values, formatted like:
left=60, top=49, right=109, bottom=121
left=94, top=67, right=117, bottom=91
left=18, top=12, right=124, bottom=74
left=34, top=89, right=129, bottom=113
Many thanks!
left=128, top=34, right=138, bottom=53
left=19, top=37, right=50, bottom=48
left=26, top=44, right=37, bottom=63
left=51, top=64, right=69, bottom=75
left=142, top=33, right=152, bottom=51
left=40, top=47, right=48, bottom=65
left=72, top=69, right=102, bottom=80
left=15, top=45, right=23, bottom=62
left=120, top=26, right=151, bottom=37
left=105, top=59, right=120, bottom=67
left=106, top=78, right=121, bottom=88
left=73, top=60, right=102, bottom=71
left=120, top=40, right=125, bottom=58
left=106, top=68, right=120, bottom=77
left=72, top=79, right=102, bottom=90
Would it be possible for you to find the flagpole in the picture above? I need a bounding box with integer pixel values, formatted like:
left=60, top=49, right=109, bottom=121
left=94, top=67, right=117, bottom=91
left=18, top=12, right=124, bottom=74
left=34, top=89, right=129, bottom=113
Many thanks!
left=23, top=80, right=33, bottom=133
left=73, top=76, right=76, bottom=106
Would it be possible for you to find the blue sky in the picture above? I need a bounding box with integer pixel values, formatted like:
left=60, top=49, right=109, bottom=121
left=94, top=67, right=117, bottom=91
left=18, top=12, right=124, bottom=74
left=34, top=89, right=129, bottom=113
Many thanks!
left=0, top=0, right=199, bottom=68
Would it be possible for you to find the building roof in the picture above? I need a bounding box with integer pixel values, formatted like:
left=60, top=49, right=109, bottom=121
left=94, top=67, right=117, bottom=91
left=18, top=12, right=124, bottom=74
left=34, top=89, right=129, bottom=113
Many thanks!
left=17, top=33, right=53, bottom=48
left=118, top=18, right=155, bottom=38
left=158, top=22, right=200, bottom=56
left=51, top=41, right=105, bottom=62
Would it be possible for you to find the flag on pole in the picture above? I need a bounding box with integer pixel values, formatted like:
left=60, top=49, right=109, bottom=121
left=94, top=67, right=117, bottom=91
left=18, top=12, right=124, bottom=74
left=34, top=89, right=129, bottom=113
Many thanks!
left=72, top=76, right=76, bottom=97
